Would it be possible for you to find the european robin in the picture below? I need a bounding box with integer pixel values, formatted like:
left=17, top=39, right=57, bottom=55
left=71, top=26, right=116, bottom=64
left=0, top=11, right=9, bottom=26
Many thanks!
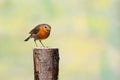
left=24, top=24, right=51, bottom=47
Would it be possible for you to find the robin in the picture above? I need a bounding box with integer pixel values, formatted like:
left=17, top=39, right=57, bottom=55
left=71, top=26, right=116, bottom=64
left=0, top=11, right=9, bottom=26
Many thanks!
left=24, top=24, right=51, bottom=47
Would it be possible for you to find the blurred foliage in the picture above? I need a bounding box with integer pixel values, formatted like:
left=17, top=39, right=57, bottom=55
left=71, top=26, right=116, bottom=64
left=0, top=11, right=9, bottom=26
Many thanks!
left=0, top=0, right=120, bottom=80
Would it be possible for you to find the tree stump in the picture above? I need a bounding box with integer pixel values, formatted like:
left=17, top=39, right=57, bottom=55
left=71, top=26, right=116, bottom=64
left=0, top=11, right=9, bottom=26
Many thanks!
left=33, top=48, right=59, bottom=80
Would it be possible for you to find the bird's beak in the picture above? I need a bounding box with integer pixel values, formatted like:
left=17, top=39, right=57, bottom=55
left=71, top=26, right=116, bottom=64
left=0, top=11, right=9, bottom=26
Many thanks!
left=47, top=29, right=50, bottom=32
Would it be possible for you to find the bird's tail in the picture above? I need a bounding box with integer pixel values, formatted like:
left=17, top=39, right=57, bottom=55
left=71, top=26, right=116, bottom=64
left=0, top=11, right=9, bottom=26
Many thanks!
left=24, top=35, right=31, bottom=41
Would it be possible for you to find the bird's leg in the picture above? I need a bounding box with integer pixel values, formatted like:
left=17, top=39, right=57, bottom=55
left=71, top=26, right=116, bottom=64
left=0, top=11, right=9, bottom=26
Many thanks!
left=39, top=40, right=45, bottom=47
left=34, top=39, right=38, bottom=47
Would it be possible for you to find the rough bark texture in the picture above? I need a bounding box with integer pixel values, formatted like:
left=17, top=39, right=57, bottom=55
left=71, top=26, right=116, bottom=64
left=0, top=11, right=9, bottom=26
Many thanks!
left=33, top=48, right=59, bottom=80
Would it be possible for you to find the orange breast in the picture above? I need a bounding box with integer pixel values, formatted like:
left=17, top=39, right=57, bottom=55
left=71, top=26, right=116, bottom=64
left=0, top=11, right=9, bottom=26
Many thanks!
left=37, top=28, right=50, bottom=39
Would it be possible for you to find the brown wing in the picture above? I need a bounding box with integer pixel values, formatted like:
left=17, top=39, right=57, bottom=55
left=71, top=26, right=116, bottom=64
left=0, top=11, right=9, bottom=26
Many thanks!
left=29, top=24, right=41, bottom=34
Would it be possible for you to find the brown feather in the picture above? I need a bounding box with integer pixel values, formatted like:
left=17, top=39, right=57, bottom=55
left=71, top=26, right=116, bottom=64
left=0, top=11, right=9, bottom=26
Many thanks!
left=29, top=24, right=41, bottom=34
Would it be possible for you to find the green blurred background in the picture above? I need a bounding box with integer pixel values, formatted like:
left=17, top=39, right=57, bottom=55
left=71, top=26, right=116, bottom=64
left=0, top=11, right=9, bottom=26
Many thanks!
left=0, top=0, right=120, bottom=80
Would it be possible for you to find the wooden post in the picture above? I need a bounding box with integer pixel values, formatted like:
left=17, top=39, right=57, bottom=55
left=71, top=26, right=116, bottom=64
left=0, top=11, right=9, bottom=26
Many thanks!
left=33, top=48, right=59, bottom=80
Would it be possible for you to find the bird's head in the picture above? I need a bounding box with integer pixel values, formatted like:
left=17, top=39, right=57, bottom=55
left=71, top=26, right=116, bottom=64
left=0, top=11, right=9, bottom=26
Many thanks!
left=41, top=24, right=51, bottom=33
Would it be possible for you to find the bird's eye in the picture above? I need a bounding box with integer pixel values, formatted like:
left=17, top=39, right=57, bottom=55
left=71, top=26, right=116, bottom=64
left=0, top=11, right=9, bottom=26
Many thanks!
left=44, top=26, right=47, bottom=28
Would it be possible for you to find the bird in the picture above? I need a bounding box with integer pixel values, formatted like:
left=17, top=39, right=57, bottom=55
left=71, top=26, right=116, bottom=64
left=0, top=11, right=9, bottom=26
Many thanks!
left=24, top=24, right=51, bottom=47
